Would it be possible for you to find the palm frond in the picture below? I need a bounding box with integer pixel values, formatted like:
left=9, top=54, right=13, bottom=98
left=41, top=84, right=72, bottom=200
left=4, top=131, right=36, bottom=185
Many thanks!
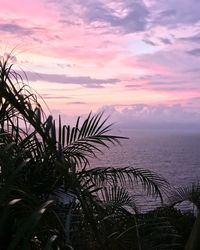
left=99, top=186, right=139, bottom=213
left=167, top=181, right=200, bottom=210
left=81, top=167, right=169, bottom=201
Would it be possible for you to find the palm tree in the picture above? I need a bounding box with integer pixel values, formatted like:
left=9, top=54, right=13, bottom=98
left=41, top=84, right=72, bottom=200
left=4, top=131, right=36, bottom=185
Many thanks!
left=0, top=55, right=170, bottom=249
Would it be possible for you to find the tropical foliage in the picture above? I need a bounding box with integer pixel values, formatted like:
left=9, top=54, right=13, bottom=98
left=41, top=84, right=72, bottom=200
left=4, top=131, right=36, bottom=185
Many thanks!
left=0, top=55, right=197, bottom=249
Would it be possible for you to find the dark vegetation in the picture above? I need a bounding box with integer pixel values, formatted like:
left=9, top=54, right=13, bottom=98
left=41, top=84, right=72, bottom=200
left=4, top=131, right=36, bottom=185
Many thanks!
left=0, top=55, right=199, bottom=249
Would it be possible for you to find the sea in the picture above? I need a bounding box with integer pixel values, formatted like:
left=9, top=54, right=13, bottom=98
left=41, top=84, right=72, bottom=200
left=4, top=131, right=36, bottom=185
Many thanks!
left=89, top=129, right=200, bottom=212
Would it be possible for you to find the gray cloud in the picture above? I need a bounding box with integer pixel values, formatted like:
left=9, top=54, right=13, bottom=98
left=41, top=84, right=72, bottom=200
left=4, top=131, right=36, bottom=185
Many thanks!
left=22, top=71, right=119, bottom=87
left=84, top=84, right=105, bottom=89
left=158, top=9, right=176, bottom=18
left=125, top=84, right=143, bottom=88
left=47, top=0, right=200, bottom=36
left=155, top=9, right=176, bottom=26
left=49, top=0, right=149, bottom=33
left=148, top=81, right=184, bottom=86
left=179, top=33, right=200, bottom=43
left=154, top=0, right=200, bottom=27
left=143, top=39, right=157, bottom=46
left=67, top=101, right=87, bottom=104
left=187, top=48, right=200, bottom=57
left=159, top=37, right=172, bottom=45
left=0, top=23, right=32, bottom=35
left=41, top=94, right=70, bottom=100
left=90, top=1, right=150, bottom=33
left=185, top=68, right=200, bottom=73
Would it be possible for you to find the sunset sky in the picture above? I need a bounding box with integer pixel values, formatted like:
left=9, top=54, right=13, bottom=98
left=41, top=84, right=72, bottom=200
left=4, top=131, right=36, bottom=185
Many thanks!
left=1, top=0, right=200, bottom=129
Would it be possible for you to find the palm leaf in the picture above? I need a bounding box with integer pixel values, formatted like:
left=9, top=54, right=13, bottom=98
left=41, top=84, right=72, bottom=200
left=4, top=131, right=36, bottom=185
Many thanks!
left=99, top=185, right=139, bottom=213
left=167, top=181, right=200, bottom=210
left=81, top=167, right=169, bottom=201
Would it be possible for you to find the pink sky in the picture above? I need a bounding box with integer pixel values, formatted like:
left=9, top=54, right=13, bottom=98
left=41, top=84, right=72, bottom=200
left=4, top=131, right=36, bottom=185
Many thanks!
left=1, top=0, right=200, bottom=128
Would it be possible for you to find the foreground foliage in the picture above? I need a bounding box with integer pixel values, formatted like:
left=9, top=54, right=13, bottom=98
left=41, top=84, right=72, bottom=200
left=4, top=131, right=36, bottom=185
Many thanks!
left=0, top=56, right=197, bottom=249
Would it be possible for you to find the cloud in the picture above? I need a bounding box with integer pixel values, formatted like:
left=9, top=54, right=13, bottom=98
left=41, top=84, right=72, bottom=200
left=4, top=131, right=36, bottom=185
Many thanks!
left=153, top=0, right=200, bottom=27
left=159, top=37, right=172, bottom=45
left=67, top=101, right=87, bottom=104
left=99, top=104, right=200, bottom=130
left=135, top=49, right=200, bottom=75
left=186, top=68, right=200, bottom=73
left=40, top=94, right=70, bottom=100
left=21, top=70, right=119, bottom=87
left=187, top=48, right=200, bottom=57
left=122, top=46, right=200, bottom=95
left=49, top=0, right=150, bottom=33
left=125, top=84, right=143, bottom=88
left=0, top=23, right=32, bottom=35
left=89, top=1, right=150, bottom=33
left=128, top=72, right=200, bottom=93
left=143, top=39, right=157, bottom=46
left=179, top=33, right=200, bottom=43
left=148, top=81, right=182, bottom=86
left=48, top=0, right=200, bottom=34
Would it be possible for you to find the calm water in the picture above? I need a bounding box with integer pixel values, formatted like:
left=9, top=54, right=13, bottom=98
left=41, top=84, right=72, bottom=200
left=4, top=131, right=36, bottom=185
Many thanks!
left=89, top=129, right=200, bottom=211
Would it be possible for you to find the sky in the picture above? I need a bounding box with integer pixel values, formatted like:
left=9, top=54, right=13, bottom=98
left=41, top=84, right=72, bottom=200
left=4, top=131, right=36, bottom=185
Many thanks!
left=1, top=0, right=200, bottom=130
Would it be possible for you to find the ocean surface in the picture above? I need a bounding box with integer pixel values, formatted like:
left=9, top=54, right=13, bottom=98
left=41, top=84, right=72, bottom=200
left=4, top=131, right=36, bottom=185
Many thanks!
left=89, top=129, right=200, bottom=211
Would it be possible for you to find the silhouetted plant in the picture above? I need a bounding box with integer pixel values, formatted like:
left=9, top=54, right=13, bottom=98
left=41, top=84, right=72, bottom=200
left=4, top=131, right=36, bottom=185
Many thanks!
left=0, top=55, right=176, bottom=249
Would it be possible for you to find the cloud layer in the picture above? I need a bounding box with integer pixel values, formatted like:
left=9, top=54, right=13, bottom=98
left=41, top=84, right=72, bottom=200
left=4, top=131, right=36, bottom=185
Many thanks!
left=99, top=104, right=200, bottom=130
left=23, top=71, right=119, bottom=87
